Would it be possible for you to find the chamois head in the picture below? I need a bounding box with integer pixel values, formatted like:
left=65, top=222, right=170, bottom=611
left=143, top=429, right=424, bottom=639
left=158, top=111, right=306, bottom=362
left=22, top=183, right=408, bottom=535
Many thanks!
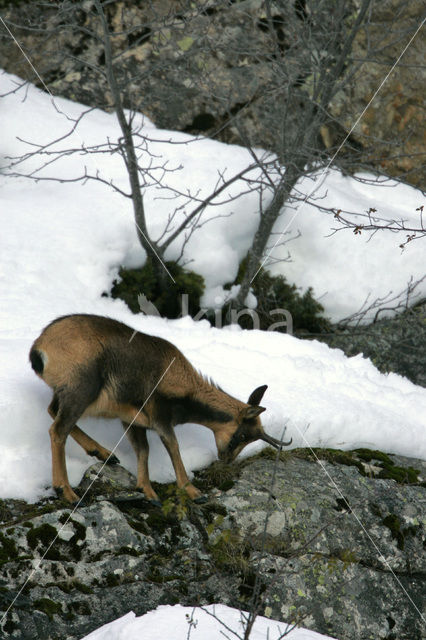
left=215, top=385, right=291, bottom=463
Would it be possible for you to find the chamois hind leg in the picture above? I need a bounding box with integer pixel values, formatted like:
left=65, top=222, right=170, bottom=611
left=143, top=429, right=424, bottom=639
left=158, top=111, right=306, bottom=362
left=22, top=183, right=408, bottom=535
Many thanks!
left=48, top=404, right=86, bottom=504
left=123, top=422, right=160, bottom=505
left=159, top=428, right=206, bottom=503
left=48, top=397, right=119, bottom=465
left=48, top=384, right=101, bottom=504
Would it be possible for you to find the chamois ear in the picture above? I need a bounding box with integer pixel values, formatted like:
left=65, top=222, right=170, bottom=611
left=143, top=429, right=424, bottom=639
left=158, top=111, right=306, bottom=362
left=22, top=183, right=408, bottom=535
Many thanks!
left=244, top=405, right=266, bottom=419
left=247, top=385, right=268, bottom=406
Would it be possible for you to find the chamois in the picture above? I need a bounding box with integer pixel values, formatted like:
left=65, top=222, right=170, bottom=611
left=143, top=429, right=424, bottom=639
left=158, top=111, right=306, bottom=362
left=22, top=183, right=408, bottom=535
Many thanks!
left=30, top=314, right=291, bottom=504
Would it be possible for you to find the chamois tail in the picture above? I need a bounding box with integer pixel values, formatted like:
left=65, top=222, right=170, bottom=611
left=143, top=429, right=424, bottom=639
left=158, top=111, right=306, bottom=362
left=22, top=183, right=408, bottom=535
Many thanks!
left=29, top=348, right=45, bottom=375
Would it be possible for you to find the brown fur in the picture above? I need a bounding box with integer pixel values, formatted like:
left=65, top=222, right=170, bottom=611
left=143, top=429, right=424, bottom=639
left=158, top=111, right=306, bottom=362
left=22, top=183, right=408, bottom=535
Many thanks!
left=30, top=313, right=287, bottom=504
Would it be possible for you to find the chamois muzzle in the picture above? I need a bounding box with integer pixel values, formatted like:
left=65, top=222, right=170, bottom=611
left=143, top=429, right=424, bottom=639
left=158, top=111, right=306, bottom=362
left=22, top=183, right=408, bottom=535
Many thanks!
left=260, top=432, right=292, bottom=449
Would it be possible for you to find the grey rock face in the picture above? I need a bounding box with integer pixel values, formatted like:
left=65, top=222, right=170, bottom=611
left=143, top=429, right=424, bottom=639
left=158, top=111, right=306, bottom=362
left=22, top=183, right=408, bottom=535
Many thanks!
left=216, top=454, right=425, bottom=639
left=0, top=451, right=424, bottom=639
left=322, top=302, right=426, bottom=388
left=1, top=1, right=424, bottom=186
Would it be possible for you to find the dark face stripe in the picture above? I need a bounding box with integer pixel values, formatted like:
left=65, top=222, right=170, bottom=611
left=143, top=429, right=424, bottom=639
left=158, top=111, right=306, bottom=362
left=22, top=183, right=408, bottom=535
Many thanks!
left=227, top=422, right=256, bottom=454
left=155, top=393, right=233, bottom=427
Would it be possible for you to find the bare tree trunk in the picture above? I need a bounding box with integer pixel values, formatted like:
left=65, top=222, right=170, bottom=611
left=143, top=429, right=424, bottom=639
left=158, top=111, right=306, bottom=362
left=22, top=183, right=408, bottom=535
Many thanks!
left=94, top=0, right=167, bottom=286
left=234, top=0, right=372, bottom=309
left=235, top=165, right=302, bottom=307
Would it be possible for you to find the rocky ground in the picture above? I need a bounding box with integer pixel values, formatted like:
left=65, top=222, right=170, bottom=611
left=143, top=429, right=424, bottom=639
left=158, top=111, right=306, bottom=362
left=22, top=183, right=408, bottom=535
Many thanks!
left=1, top=448, right=425, bottom=640
left=315, top=301, right=426, bottom=388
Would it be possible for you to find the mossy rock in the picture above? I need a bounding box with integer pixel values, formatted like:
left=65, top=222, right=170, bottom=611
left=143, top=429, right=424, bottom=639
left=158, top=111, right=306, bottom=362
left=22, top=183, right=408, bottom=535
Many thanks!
left=209, top=526, right=250, bottom=575
left=26, top=523, right=58, bottom=555
left=320, top=302, right=426, bottom=387
left=292, top=447, right=421, bottom=485
left=194, top=460, right=238, bottom=493
left=0, top=531, right=18, bottom=565
left=33, top=597, right=62, bottom=620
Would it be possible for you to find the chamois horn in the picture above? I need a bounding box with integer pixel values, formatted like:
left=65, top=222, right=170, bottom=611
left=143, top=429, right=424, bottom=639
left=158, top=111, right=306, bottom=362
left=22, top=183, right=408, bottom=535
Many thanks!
left=260, top=432, right=292, bottom=449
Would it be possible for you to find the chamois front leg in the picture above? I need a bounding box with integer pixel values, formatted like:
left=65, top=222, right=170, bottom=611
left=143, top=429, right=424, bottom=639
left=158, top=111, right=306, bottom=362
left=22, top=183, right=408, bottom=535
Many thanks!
left=160, top=429, right=207, bottom=503
left=70, top=425, right=120, bottom=465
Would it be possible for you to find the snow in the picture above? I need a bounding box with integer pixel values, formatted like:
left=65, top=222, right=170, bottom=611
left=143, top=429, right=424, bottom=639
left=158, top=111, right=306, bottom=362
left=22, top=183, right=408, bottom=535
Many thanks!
left=270, top=170, right=425, bottom=321
left=1, top=72, right=424, bottom=323
left=80, top=604, right=336, bottom=640
left=0, top=70, right=425, bottom=640
left=0, top=69, right=425, bottom=503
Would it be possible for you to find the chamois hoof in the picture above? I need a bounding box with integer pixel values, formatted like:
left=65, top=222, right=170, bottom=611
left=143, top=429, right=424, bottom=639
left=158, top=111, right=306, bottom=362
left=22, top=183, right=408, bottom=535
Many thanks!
left=54, top=486, right=81, bottom=505
left=193, top=495, right=209, bottom=505
left=134, top=487, right=161, bottom=507
left=88, top=450, right=120, bottom=465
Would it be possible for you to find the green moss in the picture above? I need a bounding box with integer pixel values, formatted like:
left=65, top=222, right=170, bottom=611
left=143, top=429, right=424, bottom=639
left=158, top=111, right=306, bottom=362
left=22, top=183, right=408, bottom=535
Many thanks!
left=292, top=447, right=421, bottom=485
left=227, top=256, right=330, bottom=334
left=378, top=465, right=420, bottom=484
left=33, top=598, right=62, bottom=620
left=69, top=518, right=86, bottom=543
left=0, top=532, right=18, bottom=564
left=116, top=545, right=140, bottom=557
left=382, top=514, right=419, bottom=551
left=44, top=581, right=70, bottom=594
left=70, top=600, right=92, bottom=616
left=146, top=571, right=181, bottom=584
left=57, top=513, right=71, bottom=524
left=105, top=572, right=120, bottom=587
left=26, top=517, right=86, bottom=561
left=3, top=612, right=18, bottom=634
left=354, top=448, right=393, bottom=465
left=128, top=518, right=149, bottom=535
left=355, top=448, right=420, bottom=484
left=26, top=523, right=61, bottom=560
left=218, top=479, right=235, bottom=491
left=110, top=261, right=204, bottom=318
left=293, top=448, right=365, bottom=474
left=209, top=527, right=250, bottom=575
left=0, top=498, right=59, bottom=529
left=249, top=447, right=291, bottom=464
left=0, top=0, right=26, bottom=7
left=146, top=508, right=175, bottom=534
left=195, top=460, right=238, bottom=493
left=382, top=514, right=405, bottom=550
left=73, top=580, right=94, bottom=594
left=335, top=549, right=358, bottom=568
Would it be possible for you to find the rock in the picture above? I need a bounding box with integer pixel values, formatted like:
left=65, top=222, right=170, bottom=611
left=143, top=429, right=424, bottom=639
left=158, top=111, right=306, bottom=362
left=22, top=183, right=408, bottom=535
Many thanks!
left=328, top=0, right=425, bottom=186
left=216, top=453, right=425, bottom=639
left=77, top=460, right=137, bottom=495
left=321, top=302, right=426, bottom=387
left=0, top=450, right=424, bottom=639
left=0, top=1, right=424, bottom=185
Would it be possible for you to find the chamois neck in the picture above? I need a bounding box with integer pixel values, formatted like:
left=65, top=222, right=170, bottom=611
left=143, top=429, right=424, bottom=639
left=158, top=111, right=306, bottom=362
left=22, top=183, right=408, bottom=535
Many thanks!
left=189, top=377, right=243, bottom=431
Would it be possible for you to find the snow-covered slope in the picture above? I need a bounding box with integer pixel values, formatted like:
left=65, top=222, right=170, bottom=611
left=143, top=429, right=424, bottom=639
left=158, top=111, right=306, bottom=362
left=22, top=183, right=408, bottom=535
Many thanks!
left=0, top=70, right=425, bottom=503
left=81, top=604, right=337, bottom=640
